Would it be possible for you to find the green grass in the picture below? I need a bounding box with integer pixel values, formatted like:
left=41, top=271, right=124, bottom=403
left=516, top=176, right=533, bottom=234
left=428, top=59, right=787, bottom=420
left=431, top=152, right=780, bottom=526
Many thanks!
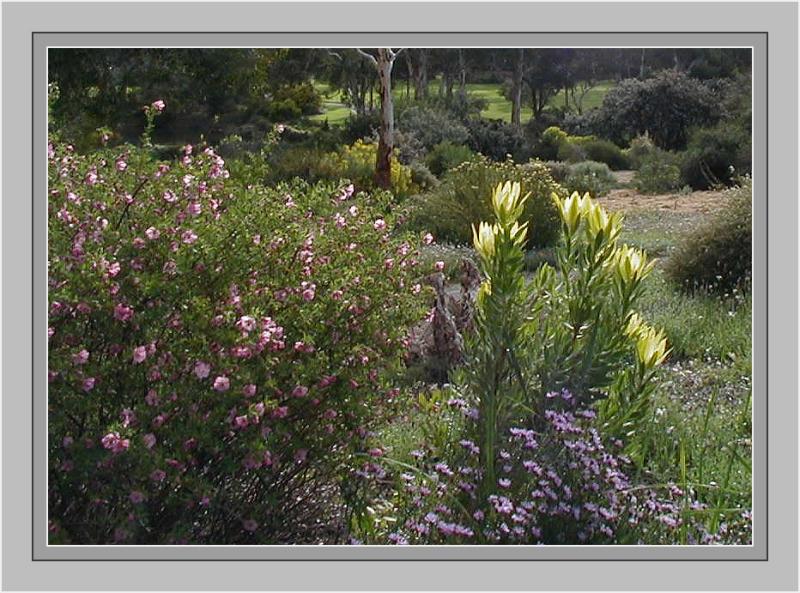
left=308, top=82, right=352, bottom=125
left=310, top=79, right=613, bottom=126
left=618, top=208, right=713, bottom=259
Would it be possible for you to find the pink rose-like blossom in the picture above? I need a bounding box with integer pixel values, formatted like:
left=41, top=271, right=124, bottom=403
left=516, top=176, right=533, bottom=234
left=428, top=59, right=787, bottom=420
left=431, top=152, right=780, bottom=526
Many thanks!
left=163, top=190, right=177, bottom=203
left=151, top=99, right=166, bottom=112
left=121, top=408, right=136, bottom=428
left=114, top=303, right=134, bottom=322
left=194, top=361, right=211, bottom=379
left=302, top=288, right=315, bottom=302
left=368, top=448, right=383, bottom=458
left=142, top=433, right=157, bottom=449
left=242, top=519, right=259, bottom=533
left=373, top=219, right=387, bottom=231
left=331, top=290, right=343, bottom=301
left=107, top=261, right=121, bottom=277
left=233, top=416, right=249, bottom=429
left=236, top=315, right=257, bottom=333
left=72, top=349, right=90, bottom=365
left=423, top=232, right=434, bottom=245
left=181, top=230, right=198, bottom=245
left=187, top=202, right=202, bottom=216
left=243, top=384, right=257, bottom=398
left=129, top=491, right=145, bottom=504
left=272, top=406, right=289, bottom=419
left=213, top=376, right=230, bottom=392
left=85, top=170, right=98, bottom=185
left=292, top=385, right=309, bottom=398
left=132, top=346, right=147, bottom=364
left=62, top=436, right=74, bottom=448
left=435, top=260, right=445, bottom=272
left=348, top=205, right=358, bottom=217
left=82, top=377, right=96, bottom=392
left=150, top=469, right=166, bottom=482
left=145, top=227, right=160, bottom=240
left=145, top=389, right=160, bottom=406
left=115, top=159, right=127, bottom=172
left=101, top=432, right=129, bottom=454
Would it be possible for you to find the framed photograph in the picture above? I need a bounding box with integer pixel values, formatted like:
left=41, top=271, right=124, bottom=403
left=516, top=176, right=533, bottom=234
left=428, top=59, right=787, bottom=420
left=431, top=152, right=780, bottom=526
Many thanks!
left=2, top=1, right=797, bottom=590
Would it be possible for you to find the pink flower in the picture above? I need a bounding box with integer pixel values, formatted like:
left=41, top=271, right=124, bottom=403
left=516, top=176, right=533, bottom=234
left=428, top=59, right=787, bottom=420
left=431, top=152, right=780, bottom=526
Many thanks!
left=194, top=361, right=211, bottom=379
left=384, top=258, right=394, bottom=270
left=236, top=315, right=257, bottom=333
left=423, top=232, right=434, bottom=245
left=107, top=261, right=121, bottom=277
left=145, top=226, right=160, bottom=240
left=187, top=202, right=202, bottom=216
left=120, top=408, right=136, bottom=427
left=272, top=406, right=289, bottom=419
left=368, top=448, right=383, bottom=458
left=114, top=303, right=134, bottom=322
left=292, top=385, right=309, bottom=398
left=242, top=519, right=258, bottom=532
left=85, top=170, right=98, bottom=185
left=213, top=376, right=230, bottom=392
left=62, top=436, right=74, bottom=448
left=233, top=415, right=249, bottom=429
left=243, top=384, right=257, bottom=398
left=181, top=230, right=198, bottom=245
left=373, top=219, right=387, bottom=231
left=115, top=159, right=127, bottom=172
left=331, top=290, right=343, bottom=301
left=129, top=491, right=145, bottom=504
left=163, top=190, right=177, bottom=203
left=82, top=377, right=96, bottom=392
left=145, top=389, right=160, bottom=406
left=435, top=260, right=445, bottom=272
left=132, top=346, right=147, bottom=364
left=150, top=469, right=166, bottom=482
left=101, top=432, right=129, bottom=454
left=348, top=205, right=359, bottom=217
left=151, top=414, right=166, bottom=429
left=302, top=288, right=315, bottom=302
left=72, top=349, right=90, bottom=365
left=151, top=99, right=166, bottom=112
left=142, top=433, right=156, bottom=449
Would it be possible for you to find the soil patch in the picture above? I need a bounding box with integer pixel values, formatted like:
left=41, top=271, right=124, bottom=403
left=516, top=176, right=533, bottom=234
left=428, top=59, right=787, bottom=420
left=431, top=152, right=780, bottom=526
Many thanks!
left=600, top=188, right=728, bottom=215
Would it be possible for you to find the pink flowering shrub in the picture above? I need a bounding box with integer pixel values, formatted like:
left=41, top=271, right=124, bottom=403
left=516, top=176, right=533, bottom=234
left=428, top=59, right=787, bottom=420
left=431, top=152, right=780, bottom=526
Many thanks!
left=47, top=135, right=427, bottom=544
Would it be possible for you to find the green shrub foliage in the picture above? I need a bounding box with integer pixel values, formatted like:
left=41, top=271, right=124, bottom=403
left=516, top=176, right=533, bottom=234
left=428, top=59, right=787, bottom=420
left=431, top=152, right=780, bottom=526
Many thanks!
left=633, top=149, right=683, bottom=194
left=425, top=141, right=478, bottom=177
left=397, top=105, right=470, bottom=151
left=590, top=70, right=720, bottom=150
left=564, top=160, right=615, bottom=198
left=679, top=121, right=751, bottom=190
left=665, top=178, right=752, bottom=293
left=411, top=157, right=563, bottom=248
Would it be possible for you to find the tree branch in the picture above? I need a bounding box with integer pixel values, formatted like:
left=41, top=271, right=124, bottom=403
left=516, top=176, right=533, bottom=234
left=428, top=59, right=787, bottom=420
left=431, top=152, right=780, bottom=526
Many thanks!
left=354, top=48, right=378, bottom=66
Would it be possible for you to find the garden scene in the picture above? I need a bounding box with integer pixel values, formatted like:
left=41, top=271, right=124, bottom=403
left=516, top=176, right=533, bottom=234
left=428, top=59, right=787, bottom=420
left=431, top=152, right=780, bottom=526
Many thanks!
left=47, top=48, right=753, bottom=545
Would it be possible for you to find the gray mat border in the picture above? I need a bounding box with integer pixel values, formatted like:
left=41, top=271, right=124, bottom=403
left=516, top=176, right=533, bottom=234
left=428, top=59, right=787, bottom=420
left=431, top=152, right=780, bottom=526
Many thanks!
left=3, top=2, right=796, bottom=591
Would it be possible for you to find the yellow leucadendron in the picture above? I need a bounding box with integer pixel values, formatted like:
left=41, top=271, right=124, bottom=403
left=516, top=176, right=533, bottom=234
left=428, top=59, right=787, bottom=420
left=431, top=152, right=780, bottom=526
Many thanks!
left=492, top=180, right=528, bottom=225
left=552, top=190, right=591, bottom=234
left=635, top=325, right=670, bottom=369
left=614, top=244, right=655, bottom=285
left=472, top=221, right=497, bottom=260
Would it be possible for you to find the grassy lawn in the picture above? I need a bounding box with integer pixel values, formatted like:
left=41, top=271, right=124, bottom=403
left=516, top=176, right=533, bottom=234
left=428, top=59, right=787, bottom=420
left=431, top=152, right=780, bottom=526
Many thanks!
left=310, top=79, right=613, bottom=126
